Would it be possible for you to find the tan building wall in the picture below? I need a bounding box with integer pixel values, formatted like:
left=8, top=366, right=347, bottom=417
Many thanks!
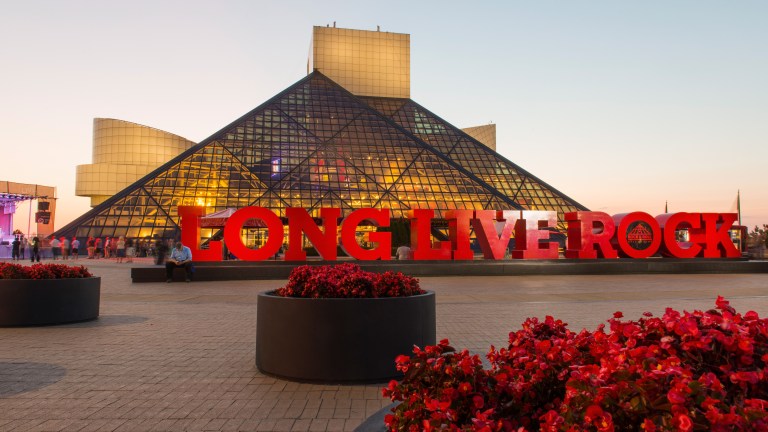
left=76, top=118, right=195, bottom=207
left=461, top=124, right=496, bottom=151
left=309, top=26, right=410, bottom=98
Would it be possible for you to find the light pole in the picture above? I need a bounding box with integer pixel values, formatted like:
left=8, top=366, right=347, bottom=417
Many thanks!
left=27, top=198, right=32, bottom=237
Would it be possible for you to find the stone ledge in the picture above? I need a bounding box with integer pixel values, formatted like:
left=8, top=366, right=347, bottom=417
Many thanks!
left=131, top=259, right=768, bottom=282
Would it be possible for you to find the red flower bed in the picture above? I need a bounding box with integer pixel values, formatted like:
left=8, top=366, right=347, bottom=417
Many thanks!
left=0, top=262, right=93, bottom=279
left=383, top=297, right=768, bottom=431
left=275, top=263, right=423, bottom=298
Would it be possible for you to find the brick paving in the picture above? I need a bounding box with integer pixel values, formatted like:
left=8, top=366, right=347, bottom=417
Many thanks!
left=1, top=258, right=767, bottom=431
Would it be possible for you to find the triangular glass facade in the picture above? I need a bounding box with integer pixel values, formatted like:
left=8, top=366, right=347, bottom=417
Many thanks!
left=57, top=72, right=587, bottom=241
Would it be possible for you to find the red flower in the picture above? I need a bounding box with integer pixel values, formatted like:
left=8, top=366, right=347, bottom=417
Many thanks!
left=675, top=413, right=693, bottom=431
left=640, top=419, right=656, bottom=431
left=382, top=298, right=768, bottom=431
left=585, top=404, right=603, bottom=420
left=472, top=395, right=484, bottom=409
left=0, top=262, right=92, bottom=279
left=275, top=264, right=422, bottom=299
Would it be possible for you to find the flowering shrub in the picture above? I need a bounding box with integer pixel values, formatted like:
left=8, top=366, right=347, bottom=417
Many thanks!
left=383, top=297, right=768, bottom=431
left=0, top=263, right=93, bottom=279
left=275, top=263, right=423, bottom=298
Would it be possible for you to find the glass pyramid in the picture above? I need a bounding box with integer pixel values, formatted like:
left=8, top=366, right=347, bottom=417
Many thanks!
left=56, top=72, right=587, bottom=242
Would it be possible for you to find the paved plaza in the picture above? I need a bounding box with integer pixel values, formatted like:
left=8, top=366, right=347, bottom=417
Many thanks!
left=1, top=258, right=767, bottom=431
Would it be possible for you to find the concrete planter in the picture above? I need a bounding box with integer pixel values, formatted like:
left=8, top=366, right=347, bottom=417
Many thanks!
left=0, top=277, right=101, bottom=326
left=256, top=291, right=436, bottom=383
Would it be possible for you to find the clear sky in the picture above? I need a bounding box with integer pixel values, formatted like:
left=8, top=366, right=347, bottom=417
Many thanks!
left=1, top=0, right=766, bottom=232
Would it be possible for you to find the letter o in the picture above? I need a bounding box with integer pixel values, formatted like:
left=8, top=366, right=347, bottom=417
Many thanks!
left=223, top=207, right=283, bottom=261
left=613, top=212, right=661, bottom=258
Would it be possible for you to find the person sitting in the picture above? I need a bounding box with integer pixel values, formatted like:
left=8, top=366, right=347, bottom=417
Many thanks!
left=396, top=244, right=412, bottom=260
left=165, top=241, right=194, bottom=283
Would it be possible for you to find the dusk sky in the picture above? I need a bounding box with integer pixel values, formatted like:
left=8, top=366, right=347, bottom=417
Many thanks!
left=2, top=1, right=766, bottom=232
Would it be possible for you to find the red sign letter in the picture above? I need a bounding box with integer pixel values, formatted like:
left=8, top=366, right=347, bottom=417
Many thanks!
left=446, top=209, right=475, bottom=260
left=565, top=211, right=618, bottom=259
left=178, top=206, right=222, bottom=261
left=613, top=212, right=661, bottom=259
left=657, top=212, right=702, bottom=258
left=409, top=209, right=451, bottom=260
left=512, top=210, right=559, bottom=259
left=701, top=213, right=740, bottom=258
left=223, top=207, right=283, bottom=261
left=285, top=208, right=340, bottom=260
left=341, top=208, right=391, bottom=261
left=472, top=210, right=518, bottom=260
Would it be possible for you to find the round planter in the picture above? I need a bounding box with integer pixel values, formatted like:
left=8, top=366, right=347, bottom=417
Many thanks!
left=256, top=290, right=436, bottom=383
left=0, top=277, right=101, bottom=326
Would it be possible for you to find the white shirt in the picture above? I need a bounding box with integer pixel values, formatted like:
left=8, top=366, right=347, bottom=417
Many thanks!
left=396, top=245, right=411, bottom=260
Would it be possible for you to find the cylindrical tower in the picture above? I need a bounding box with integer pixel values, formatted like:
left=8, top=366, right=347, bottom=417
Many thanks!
left=75, top=118, right=195, bottom=207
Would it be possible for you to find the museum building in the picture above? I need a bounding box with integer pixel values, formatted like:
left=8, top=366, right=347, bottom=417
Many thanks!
left=55, top=26, right=587, bottom=247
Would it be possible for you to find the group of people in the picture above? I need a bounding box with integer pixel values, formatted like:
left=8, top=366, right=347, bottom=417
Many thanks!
left=8, top=235, right=143, bottom=263
left=48, top=236, right=78, bottom=260
left=81, top=236, right=135, bottom=263
left=10, top=235, right=42, bottom=262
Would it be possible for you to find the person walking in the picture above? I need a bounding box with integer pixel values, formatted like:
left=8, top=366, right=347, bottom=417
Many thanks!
left=19, top=235, right=26, bottom=259
left=11, top=236, right=20, bottom=261
left=86, top=237, right=94, bottom=259
left=30, top=236, right=41, bottom=262
left=110, top=238, right=117, bottom=260
left=125, top=238, right=135, bottom=263
left=115, top=236, right=126, bottom=263
left=50, top=236, right=60, bottom=260
left=155, top=240, right=168, bottom=265
left=61, top=237, right=70, bottom=260
left=104, top=237, right=111, bottom=259
left=71, top=237, right=80, bottom=260
left=165, top=241, right=193, bottom=282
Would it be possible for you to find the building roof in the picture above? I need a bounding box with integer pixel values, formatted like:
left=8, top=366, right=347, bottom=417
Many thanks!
left=55, top=71, right=586, bottom=239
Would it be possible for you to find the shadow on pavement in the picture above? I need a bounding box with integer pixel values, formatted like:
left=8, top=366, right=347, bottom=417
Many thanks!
left=0, top=362, right=67, bottom=397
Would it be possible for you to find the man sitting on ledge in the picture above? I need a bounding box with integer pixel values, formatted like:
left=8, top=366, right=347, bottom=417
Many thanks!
left=166, top=241, right=193, bottom=283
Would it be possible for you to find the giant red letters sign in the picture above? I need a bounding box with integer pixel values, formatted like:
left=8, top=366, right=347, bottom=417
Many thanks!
left=178, top=206, right=741, bottom=262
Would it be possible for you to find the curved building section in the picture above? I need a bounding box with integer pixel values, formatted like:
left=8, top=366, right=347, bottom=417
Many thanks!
left=461, top=124, right=496, bottom=151
left=76, top=118, right=195, bottom=207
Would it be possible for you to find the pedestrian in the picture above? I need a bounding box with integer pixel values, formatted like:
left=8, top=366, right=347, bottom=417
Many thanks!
left=19, top=235, right=26, bottom=259
left=61, top=237, right=70, bottom=260
left=50, top=236, right=60, bottom=260
left=72, top=237, right=80, bottom=260
left=104, top=237, right=111, bottom=259
left=116, top=236, right=126, bottom=263
left=11, top=236, right=20, bottom=261
left=95, top=238, right=102, bottom=259
left=86, top=237, right=94, bottom=259
left=165, top=241, right=194, bottom=282
left=30, top=236, right=41, bottom=262
left=155, top=240, right=168, bottom=265
left=125, top=238, right=135, bottom=263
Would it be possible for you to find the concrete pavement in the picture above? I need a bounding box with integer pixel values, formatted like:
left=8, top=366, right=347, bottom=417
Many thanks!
left=1, top=258, right=767, bottom=431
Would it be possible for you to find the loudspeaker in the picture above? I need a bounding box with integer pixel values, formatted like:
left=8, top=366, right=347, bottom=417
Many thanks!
left=38, top=201, right=50, bottom=211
